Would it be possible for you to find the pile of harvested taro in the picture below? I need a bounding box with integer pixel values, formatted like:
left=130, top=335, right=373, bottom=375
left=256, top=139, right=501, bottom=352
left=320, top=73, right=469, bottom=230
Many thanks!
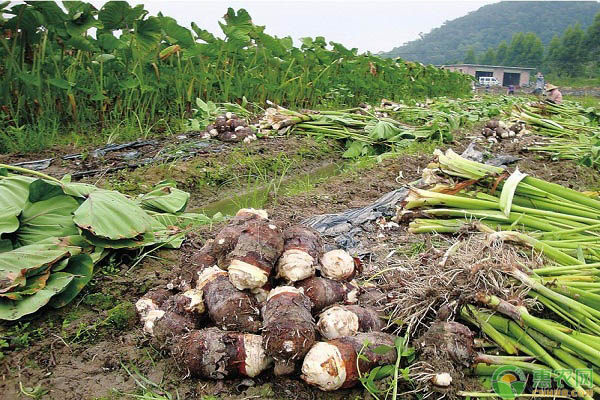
left=201, top=112, right=257, bottom=143
left=136, top=208, right=395, bottom=391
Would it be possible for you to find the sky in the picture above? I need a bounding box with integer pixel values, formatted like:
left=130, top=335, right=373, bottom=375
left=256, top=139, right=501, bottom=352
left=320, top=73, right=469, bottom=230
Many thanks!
left=91, top=0, right=499, bottom=53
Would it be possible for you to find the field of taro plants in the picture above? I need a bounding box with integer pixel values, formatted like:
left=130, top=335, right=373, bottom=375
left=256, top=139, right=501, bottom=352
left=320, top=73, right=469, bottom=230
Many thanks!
left=0, top=1, right=472, bottom=153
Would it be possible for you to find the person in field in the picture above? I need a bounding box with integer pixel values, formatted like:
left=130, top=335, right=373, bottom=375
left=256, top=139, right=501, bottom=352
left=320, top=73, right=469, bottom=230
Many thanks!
left=507, top=84, right=515, bottom=95
left=545, top=84, right=563, bottom=104
left=534, top=72, right=545, bottom=95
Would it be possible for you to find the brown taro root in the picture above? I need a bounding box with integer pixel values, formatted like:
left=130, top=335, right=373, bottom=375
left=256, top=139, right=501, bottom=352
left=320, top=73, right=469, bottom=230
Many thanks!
left=151, top=310, right=197, bottom=344
left=136, top=288, right=172, bottom=316
left=196, top=266, right=261, bottom=332
left=262, top=286, right=315, bottom=375
left=319, top=249, right=355, bottom=281
left=227, top=218, right=284, bottom=290
left=295, top=276, right=358, bottom=312
left=317, top=305, right=383, bottom=340
left=179, top=239, right=218, bottom=290
left=175, top=327, right=272, bottom=379
left=135, top=288, right=173, bottom=334
left=417, top=321, right=476, bottom=367
left=136, top=289, right=202, bottom=342
left=301, top=332, right=397, bottom=391
left=212, top=208, right=268, bottom=268
left=276, top=225, right=323, bottom=282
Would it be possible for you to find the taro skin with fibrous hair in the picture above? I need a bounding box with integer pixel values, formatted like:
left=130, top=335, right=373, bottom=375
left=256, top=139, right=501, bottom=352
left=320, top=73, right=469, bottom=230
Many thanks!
left=178, top=239, right=218, bottom=290
left=196, top=266, right=261, bottom=332
left=276, top=225, right=323, bottom=282
left=227, top=218, right=284, bottom=290
left=174, top=327, right=272, bottom=379
left=212, top=208, right=268, bottom=268
left=319, top=249, right=356, bottom=281
left=136, top=290, right=201, bottom=344
left=317, top=305, right=384, bottom=340
left=301, top=332, right=397, bottom=391
left=262, top=286, right=315, bottom=375
left=295, top=276, right=358, bottom=312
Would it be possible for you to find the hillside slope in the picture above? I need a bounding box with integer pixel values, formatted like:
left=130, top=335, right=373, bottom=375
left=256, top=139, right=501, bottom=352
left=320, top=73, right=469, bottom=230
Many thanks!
left=382, top=1, right=600, bottom=65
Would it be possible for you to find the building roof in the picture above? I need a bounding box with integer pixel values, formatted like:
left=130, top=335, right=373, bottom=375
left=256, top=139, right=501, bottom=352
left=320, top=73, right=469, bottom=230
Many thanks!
left=440, top=63, right=536, bottom=70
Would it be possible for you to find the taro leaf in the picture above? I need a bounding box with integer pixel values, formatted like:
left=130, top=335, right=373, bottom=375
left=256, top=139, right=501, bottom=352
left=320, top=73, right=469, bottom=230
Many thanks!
left=158, top=16, right=194, bottom=47
left=16, top=195, right=80, bottom=246
left=0, top=238, right=81, bottom=294
left=73, top=190, right=154, bottom=240
left=140, top=182, right=190, bottom=214
left=0, top=270, right=50, bottom=301
left=152, top=212, right=224, bottom=230
left=0, top=207, right=20, bottom=235
left=0, top=272, right=74, bottom=321
left=49, top=254, right=93, bottom=308
left=0, top=239, right=12, bottom=253
left=366, top=120, right=402, bottom=140
left=342, top=141, right=373, bottom=159
left=89, top=246, right=108, bottom=263
left=28, top=179, right=64, bottom=202
left=150, top=218, right=183, bottom=249
left=52, top=258, right=70, bottom=272
left=98, top=1, right=144, bottom=30
left=97, top=32, right=126, bottom=52
left=29, top=178, right=97, bottom=201
left=81, top=229, right=156, bottom=249
left=499, top=168, right=528, bottom=217
left=0, top=175, right=33, bottom=210
left=133, top=17, right=162, bottom=51
left=62, top=182, right=98, bottom=198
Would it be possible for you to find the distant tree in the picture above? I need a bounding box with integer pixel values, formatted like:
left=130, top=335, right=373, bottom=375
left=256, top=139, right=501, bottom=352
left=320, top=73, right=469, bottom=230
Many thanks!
left=585, top=13, right=600, bottom=69
left=545, top=35, right=562, bottom=73
left=557, top=23, right=586, bottom=76
left=506, top=33, right=524, bottom=65
left=479, top=48, right=497, bottom=65
left=496, top=41, right=509, bottom=65
left=464, top=46, right=477, bottom=63
left=522, top=33, right=544, bottom=67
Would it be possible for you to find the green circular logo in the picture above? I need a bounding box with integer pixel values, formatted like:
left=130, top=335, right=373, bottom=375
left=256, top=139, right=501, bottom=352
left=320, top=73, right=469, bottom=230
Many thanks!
left=491, top=365, right=527, bottom=399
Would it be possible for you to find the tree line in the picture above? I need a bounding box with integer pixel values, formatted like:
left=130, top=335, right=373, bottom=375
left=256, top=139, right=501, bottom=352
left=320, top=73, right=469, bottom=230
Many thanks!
left=463, top=13, right=600, bottom=78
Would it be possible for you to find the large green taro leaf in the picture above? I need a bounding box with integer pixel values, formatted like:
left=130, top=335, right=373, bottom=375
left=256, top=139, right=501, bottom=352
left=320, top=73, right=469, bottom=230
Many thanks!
left=16, top=195, right=80, bottom=246
left=140, top=182, right=190, bottom=214
left=73, top=190, right=153, bottom=240
left=0, top=272, right=74, bottom=321
left=0, top=238, right=81, bottom=293
left=49, top=254, right=93, bottom=308
left=28, top=178, right=97, bottom=202
left=0, top=176, right=33, bottom=235
left=80, top=229, right=156, bottom=249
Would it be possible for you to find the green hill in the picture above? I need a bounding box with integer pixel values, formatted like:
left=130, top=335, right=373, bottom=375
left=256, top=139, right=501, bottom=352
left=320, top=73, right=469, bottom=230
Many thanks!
left=381, top=1, right=600, bottom=65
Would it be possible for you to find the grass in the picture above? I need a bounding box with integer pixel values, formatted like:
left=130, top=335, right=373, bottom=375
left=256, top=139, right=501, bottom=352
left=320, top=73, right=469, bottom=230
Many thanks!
left=544, top=75, right=600, bottom=88
left=119, top=362, right=180, bottom=400
left=564, top=95, right=600, bottom=109
left=0, top=115, right=186, bottom=154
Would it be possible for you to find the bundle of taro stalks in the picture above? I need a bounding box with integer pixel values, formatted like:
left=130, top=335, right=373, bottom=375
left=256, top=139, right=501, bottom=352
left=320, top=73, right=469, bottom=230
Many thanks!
left=512, top=101, right=600, bottom=168
left=389, top=148, right=600, bottom=399
left=259, top=104, right=451, bottom=158
left=136, top=209, right=408, bottom=391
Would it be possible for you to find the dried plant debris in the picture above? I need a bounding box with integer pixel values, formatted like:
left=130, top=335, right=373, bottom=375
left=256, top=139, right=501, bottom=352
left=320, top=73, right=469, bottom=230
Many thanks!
left=378, top=235, right=536, bottom=335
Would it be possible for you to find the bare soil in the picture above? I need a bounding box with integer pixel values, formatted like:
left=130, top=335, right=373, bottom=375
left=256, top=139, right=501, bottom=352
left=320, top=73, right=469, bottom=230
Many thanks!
left=2, top=127, right=600, bottom=400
